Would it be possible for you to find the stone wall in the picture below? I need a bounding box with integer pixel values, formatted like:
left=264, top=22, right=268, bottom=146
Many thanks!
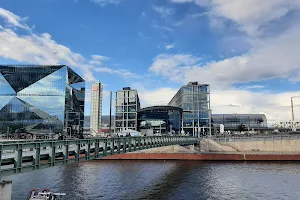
left=219, top=139, right=300, bottom=152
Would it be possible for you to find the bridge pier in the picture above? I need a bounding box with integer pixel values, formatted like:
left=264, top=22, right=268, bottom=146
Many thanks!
left=0, top=180, right=12, bottom=200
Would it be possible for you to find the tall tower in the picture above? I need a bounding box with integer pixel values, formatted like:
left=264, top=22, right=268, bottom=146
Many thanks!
left=90, top=81, right=103, bottom=133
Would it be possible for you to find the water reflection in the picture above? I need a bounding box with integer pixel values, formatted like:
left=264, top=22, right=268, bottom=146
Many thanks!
left=7, top=161, right=300, bottom=200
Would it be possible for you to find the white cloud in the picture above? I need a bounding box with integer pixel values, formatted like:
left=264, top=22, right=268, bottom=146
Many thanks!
left=171, top=0, right=300, bottom=36
left=149, top=24, right=300, bottom=86
left=0, top=7, right=29, bottom=30
left=93, top=66, right=140, bottom=79
left=0, top=7, right=137, bottom=82
left=165, top=43, right=175, bottom=50
left=211, top=89, right=300, bottom=125
left=153, top=6, right=174, bottom=18
left=89, top=60, right=101, bottom=65
left=137, top=87, right=178, bottom=107
left=90, top=0, right=121, bottom=6
left=238, top=85, right=265, bottom=90
left=91, top=55, right=110, bottom=61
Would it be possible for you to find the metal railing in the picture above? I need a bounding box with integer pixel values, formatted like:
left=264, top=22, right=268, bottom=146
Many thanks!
left=0, top=136, right=198, bottom=177
left=212, top=134, right=300, bottom=142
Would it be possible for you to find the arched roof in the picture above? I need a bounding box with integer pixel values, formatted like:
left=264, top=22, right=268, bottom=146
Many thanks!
left=138, top=106, right=183, bottom=112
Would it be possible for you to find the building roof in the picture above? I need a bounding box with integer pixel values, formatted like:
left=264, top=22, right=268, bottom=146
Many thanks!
left=138, top=105, right=183, bottom=112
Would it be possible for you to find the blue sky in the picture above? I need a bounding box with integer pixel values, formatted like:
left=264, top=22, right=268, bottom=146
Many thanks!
left=1, top=0, right=300, bottom=124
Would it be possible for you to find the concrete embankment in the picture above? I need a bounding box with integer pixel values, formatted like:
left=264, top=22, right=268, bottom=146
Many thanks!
left=102, top=153, right=300, bottom=161
left=101, top=141, right=300, bottom=161
left=218, top=139, right=300, bottom=152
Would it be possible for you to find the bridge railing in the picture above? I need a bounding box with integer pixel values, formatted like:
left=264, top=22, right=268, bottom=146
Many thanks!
left=212, top=134, right=300, bottom=142
left=0, top=136, right=198, bottom=177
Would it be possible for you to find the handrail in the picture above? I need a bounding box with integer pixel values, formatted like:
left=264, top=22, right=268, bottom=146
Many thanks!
left=0, top=136, right=199, bottom=177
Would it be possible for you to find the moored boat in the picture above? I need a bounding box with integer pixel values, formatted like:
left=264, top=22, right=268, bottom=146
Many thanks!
left=27, top=188, right=66, bottom=200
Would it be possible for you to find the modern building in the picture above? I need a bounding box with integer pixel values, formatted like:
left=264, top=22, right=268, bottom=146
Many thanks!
left=0, top=65, right=85, bottom=135
left=114, top=87, right=140, bottom=132
left=168, top=82, right=210, bottom=136
left=90, top=81, right=103, bottom=133
left=137, top=106, right=182, bottom=135
left=211, top=114, right=268, bottom=131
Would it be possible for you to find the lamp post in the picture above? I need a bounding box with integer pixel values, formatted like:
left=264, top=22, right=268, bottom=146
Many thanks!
left=291, top=96, right=300, bottom=121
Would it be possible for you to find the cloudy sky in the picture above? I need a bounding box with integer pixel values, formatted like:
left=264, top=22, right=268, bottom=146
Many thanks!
left=1, top=0, right=300, bottom=125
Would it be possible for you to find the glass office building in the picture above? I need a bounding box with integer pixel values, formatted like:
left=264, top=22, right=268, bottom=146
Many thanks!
left=168, top=82, right=210, bottom=136
left=0, top=65, right=85, bottom=135
left=212, top=114, right=268, bottom=130
left=137, top=106, right=182, bottom=134
left=115, top=87, right=140, bottom=132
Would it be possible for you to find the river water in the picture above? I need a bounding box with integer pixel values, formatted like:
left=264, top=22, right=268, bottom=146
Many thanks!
left=7, top=160, right=300, bottom=200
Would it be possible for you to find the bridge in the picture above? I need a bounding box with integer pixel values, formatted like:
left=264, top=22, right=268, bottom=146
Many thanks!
left=0, top=136, right=198, bottom=177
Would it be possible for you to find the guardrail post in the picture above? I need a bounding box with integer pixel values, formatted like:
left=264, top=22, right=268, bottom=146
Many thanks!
left=117, top=138, right=121, bottom=154
left=48, top=142, right=56, bottom=166
left=128, top=138, right=132, bottom=152
left=14, top=144, right=23, bottom=173
left=103, top=139, right=107, bottom=156
left=123, top=138, right=126, bottom=153
left=85, top=141, right=91, bottom=160
left=74, top=142, right=80, bottom=162
left=110, top=139, right=114, bottom=155
left=62, top=143, right=68, bottom=164
left=33, top=143, right=41, bottom=170
left=95, top=139, right=100, bottom=159
left=0, top=145, right=2, bottom=170
left=133, top=138, right=136, bottom=151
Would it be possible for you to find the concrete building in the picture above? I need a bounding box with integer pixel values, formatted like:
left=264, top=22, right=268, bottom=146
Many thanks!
left=168, top=82, right=210, bottom=136
left=90, top=81, right=103, bottom=133
left=115, top=87, right=140, bottom=132
left=0, top=65, right=85, bottom=136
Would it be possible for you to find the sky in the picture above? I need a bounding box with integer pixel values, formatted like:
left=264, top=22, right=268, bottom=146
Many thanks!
left=1, top=0, right=300, bottom=126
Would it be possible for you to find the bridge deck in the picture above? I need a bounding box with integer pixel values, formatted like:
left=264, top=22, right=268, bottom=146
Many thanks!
left=0, top=136, right=198, bottom=177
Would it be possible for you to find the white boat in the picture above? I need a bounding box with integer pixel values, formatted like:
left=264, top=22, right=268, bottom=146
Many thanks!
left=28, top=188, right=66, bottom=200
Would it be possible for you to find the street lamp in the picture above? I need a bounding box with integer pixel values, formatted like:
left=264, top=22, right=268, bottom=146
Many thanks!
left=291, top=96, right=300, bottom=121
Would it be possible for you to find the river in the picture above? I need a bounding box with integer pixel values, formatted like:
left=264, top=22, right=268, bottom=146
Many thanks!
left=7, top=160, right=300, bottom=200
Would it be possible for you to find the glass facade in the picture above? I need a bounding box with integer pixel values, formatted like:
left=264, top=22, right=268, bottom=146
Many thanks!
left=0, top=65, right=85, bottom=135
left=212, top=114, right=268, bottom=130
left=114, top=87, right=140, bottom=132
left=168, top=82, right=210, bottom=136
left=137, top=106, right=182, bottom=134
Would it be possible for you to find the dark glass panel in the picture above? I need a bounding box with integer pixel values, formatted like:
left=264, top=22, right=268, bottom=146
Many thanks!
left=116, top=106, right=123, bottom=112
left=67, top=67, right=85, bottom=84
left=70, top=81, right=85, bottom=91
left=115, top=121, right=123, bottom=127
left=128, top=105, right=136, bottom=112
left=116, top=113, right=123, bottom=120
left=0, top=65, right=63, bottom=92
left=128, top=113, right=136, bottom=119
